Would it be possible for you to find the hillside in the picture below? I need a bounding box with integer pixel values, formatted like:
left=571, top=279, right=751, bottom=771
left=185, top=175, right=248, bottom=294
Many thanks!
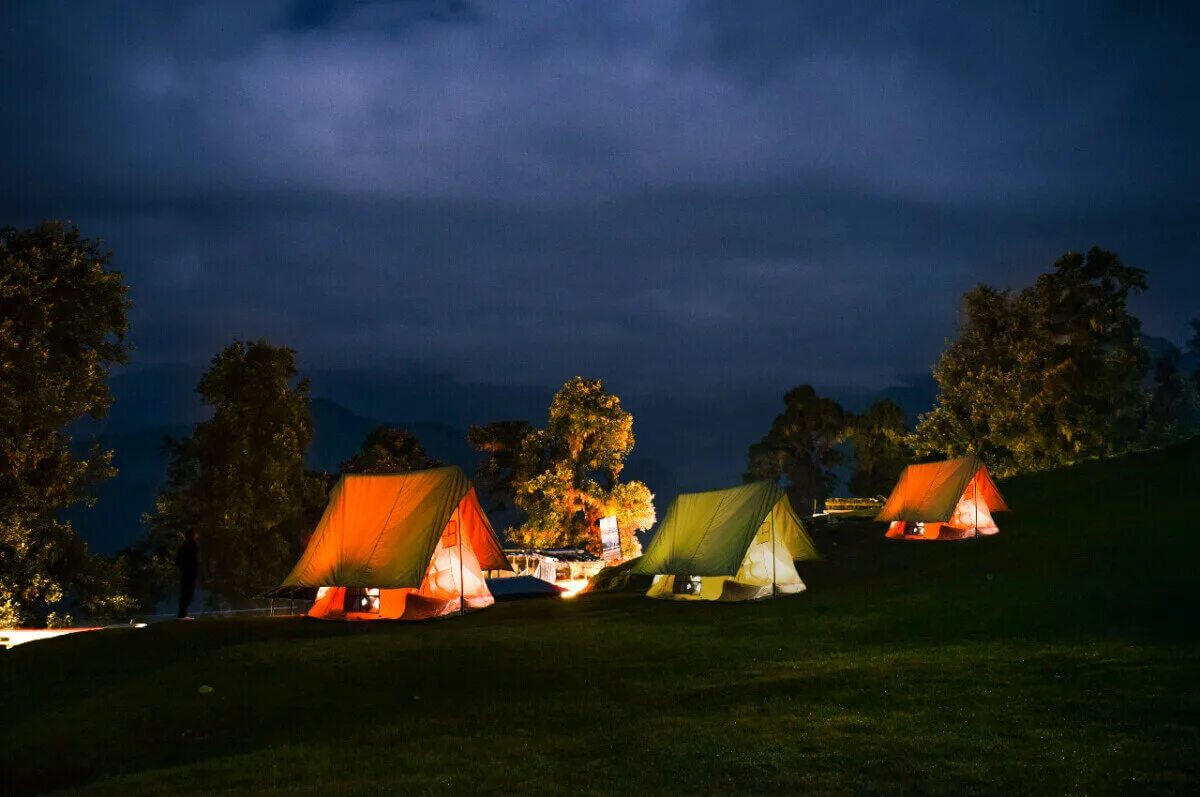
left=6, top=440, right=1198, bottom=795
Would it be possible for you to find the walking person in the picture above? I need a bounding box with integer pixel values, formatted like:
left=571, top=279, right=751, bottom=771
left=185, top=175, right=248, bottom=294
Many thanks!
left=176, top=529, right=199, bottom=619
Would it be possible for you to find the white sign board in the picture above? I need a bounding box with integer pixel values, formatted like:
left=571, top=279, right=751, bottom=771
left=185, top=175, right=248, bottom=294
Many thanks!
left=599, top=515, right=621, bottom=562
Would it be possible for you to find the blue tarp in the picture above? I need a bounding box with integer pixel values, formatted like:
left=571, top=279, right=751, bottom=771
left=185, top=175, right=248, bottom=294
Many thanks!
left=486, top=576, right=565, bottom=601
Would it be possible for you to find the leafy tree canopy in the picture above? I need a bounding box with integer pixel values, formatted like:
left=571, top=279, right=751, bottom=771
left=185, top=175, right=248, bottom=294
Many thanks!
left=0, top=221, right=133, bottom=626
left=916, top=248, right=1149, bottom=476
left=847, top=399, right=910, bottom=498
left=489, top=377, right=654, bottom=556
left=1140, top=352, right=1200, bottom=448
left=466, top=420, right=533, bottom=512
left=745, top=385, right=846, bottom=515
left=339, top=426, right=441, bottom=475
left=140, top=340, right=324, bottom=605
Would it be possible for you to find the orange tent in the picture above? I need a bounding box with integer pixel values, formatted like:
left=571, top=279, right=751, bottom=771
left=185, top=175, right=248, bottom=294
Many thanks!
left=279, top=467, right=510, bottom=620
left=875, top=456, right=1009, bottom=540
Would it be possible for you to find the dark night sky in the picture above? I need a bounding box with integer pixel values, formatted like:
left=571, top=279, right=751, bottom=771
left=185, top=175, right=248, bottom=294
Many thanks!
left=3, top=1, right=1199, bottom=396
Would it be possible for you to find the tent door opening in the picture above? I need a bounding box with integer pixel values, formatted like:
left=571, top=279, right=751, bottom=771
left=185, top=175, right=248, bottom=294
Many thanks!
left=343, top=587, right=380, bottom=614
left=672, top=576, right=702, bottom=596
left=903, top=522, right=925, bottom=537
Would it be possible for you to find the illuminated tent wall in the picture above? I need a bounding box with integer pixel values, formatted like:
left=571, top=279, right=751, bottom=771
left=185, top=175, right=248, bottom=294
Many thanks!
left=632, top=481, right=819, bottom=601
left=875, top=456, right=1010, bottom=541
left=279, top=467, right=510, bottom=620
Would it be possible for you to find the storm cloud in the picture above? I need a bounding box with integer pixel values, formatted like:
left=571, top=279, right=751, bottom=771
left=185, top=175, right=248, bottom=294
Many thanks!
left=3, top=0, right=1198, bottom=393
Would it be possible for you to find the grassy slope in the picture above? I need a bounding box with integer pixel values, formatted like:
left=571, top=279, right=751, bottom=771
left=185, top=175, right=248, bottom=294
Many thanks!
left=3, top=441, right=1199, bottom=795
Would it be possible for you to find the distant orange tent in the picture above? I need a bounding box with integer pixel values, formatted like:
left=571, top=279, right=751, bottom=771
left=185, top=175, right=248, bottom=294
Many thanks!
left=279, top=467, right=510, bottom=620
left=875, top=456, right=1009, bottom=540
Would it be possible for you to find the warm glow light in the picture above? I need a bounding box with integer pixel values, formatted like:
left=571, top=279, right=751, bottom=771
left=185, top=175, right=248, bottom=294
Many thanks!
left=558, top=578, right=590, bottom=598
left=0, top=627, right=102, bottom=649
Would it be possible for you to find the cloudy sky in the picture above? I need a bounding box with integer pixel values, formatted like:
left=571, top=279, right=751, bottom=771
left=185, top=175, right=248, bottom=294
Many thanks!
left=3, top=0, right=1198, bottom=394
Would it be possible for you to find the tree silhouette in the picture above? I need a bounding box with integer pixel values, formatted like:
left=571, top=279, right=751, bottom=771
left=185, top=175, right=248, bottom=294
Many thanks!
left=340, top=427, right=440, bottom=474
left=745, top=385, right=846, bottom=516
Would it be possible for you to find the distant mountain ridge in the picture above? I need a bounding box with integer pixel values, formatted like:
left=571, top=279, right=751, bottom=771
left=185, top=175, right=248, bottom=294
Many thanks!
left=72, top=381, right=487, bottom=555
left=1141, top=335, right=1200, bottom=377
left=306, top=398, right=477, bottom=474
left=68, top=364, right=945, bottom=555
left=68, top=333, right=1197, bottom=556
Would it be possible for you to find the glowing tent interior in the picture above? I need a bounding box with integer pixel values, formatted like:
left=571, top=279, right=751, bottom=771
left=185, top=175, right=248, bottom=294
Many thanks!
left=632, top=481, right=819, bottom=601
left=279, top=467, right=510, bottom=620
left=875, top=455, right=1010, bottom=540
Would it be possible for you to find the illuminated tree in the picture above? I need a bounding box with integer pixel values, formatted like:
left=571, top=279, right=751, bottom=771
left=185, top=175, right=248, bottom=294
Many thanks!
left=0, top=222, right=134, bottom=626
left=602, top=480, right=653, bottom=557
left=340, top=426, right=440, bottom=474
left=502, top=377, right=655, bottom=553
left=745, top=385, right=846, bottom=515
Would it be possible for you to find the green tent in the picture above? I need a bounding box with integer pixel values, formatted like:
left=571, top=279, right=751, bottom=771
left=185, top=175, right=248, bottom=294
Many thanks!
left=632, top=481, right=819, bottom=601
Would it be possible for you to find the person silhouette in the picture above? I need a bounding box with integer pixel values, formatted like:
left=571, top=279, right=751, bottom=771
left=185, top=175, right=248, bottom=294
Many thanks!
left=176, top=529, right=199, bottom=619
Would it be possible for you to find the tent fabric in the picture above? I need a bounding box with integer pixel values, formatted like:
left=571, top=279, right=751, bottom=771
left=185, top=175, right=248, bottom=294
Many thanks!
left=875, top=456, right=1009, bottom=540
left=634, top=481, right=816, bottom=577
left=875, top=456, right=1008, bottom=522
left=279, top=467, right=509, bottom=620
left=633, top=482, right=819, bottom=602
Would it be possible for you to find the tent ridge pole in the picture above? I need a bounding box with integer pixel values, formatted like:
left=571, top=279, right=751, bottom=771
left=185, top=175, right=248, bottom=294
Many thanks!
left=458, top=507, right=465, bottom=616
left=771, top=502, right=777, bottom=599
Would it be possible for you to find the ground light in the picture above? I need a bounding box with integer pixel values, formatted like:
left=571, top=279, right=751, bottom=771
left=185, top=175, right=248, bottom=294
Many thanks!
left=0, top=623, right=147, bottom=650
left=557, top=578, right=590, bottom=598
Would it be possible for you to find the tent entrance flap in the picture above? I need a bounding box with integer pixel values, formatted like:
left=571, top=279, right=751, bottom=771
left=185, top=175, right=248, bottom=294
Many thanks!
left=343, top=588, right=381, bottom=614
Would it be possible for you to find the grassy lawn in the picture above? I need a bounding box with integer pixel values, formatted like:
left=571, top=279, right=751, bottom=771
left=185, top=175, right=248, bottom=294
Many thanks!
left=3, top=441, right=1199, bottom=795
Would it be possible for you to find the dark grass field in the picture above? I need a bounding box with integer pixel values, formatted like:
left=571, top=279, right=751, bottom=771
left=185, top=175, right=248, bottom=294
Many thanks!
left=3, top=441, right=1199, bottom=795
